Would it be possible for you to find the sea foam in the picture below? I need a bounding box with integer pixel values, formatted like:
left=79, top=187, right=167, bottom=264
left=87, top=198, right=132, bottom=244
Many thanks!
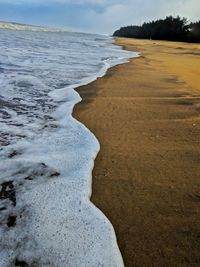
left=0, top=30, right=138, bottom=266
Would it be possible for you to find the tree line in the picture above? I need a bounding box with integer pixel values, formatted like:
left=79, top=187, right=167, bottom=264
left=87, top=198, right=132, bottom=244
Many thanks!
left=113, top=16, right=200, bottom=43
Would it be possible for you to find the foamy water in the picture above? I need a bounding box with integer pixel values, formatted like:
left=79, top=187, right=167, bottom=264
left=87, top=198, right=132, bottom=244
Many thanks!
left=0, top=30, right=138, bottom=267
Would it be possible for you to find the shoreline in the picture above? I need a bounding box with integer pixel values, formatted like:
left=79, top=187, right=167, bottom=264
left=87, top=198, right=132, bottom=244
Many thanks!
left=74, top=38, right=200, bottom=266
left=0, top=34, right=132, bottom=267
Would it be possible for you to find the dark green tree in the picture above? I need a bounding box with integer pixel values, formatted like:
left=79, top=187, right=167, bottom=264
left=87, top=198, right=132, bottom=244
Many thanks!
left=113, top=16, right=199, bottom=43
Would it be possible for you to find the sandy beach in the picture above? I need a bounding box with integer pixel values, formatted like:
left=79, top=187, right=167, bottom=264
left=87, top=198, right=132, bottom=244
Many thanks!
left=74, top=38, right=200, bottom=267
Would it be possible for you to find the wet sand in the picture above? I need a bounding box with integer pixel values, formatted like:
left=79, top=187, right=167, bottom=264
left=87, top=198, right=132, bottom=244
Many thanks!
left=74, top=38, right=200, bottom=267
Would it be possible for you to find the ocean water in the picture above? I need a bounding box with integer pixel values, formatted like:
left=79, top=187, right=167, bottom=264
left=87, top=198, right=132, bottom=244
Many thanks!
left=0, top=30, right=137, bottom=267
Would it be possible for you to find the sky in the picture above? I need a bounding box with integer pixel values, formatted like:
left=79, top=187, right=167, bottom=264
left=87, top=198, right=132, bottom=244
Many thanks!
left=0, top=0, right=199, bottom=34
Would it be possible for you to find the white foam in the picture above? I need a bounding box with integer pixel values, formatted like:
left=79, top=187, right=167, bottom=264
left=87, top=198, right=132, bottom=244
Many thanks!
left=0, top=30, right=138, bottom=267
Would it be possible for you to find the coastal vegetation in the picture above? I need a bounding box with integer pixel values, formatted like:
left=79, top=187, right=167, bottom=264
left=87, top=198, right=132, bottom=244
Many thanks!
left=113, top=16, right=200, bottom=43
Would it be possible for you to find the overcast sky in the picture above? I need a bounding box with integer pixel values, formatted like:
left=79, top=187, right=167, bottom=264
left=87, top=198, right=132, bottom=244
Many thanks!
left=0, top=0, right=199, bottom=34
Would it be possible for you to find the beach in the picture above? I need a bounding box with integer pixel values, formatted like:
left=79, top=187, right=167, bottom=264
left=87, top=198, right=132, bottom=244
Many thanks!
left=74, top=38, right=200, bottom=267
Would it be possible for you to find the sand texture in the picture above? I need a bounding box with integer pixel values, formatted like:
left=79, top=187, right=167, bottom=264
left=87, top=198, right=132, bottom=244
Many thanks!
left=74, top=38, right=200, bottom=267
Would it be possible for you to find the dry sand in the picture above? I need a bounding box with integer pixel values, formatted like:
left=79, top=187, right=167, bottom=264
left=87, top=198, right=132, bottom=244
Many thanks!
left=74, top=38, right=200, bottom=267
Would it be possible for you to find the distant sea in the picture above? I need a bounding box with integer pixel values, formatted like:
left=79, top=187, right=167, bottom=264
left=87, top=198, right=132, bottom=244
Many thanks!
left=0, top=30, right=137, bottom=267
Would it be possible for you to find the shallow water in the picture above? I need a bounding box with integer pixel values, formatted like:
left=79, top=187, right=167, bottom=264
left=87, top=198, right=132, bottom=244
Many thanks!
left=0, top=30, right=137, bottom=267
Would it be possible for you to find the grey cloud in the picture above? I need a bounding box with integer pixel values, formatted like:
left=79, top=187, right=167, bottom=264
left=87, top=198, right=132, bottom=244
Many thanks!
left=79, top=0, right=199, bottom=33
left=0, top=0, right=199, bottom=33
